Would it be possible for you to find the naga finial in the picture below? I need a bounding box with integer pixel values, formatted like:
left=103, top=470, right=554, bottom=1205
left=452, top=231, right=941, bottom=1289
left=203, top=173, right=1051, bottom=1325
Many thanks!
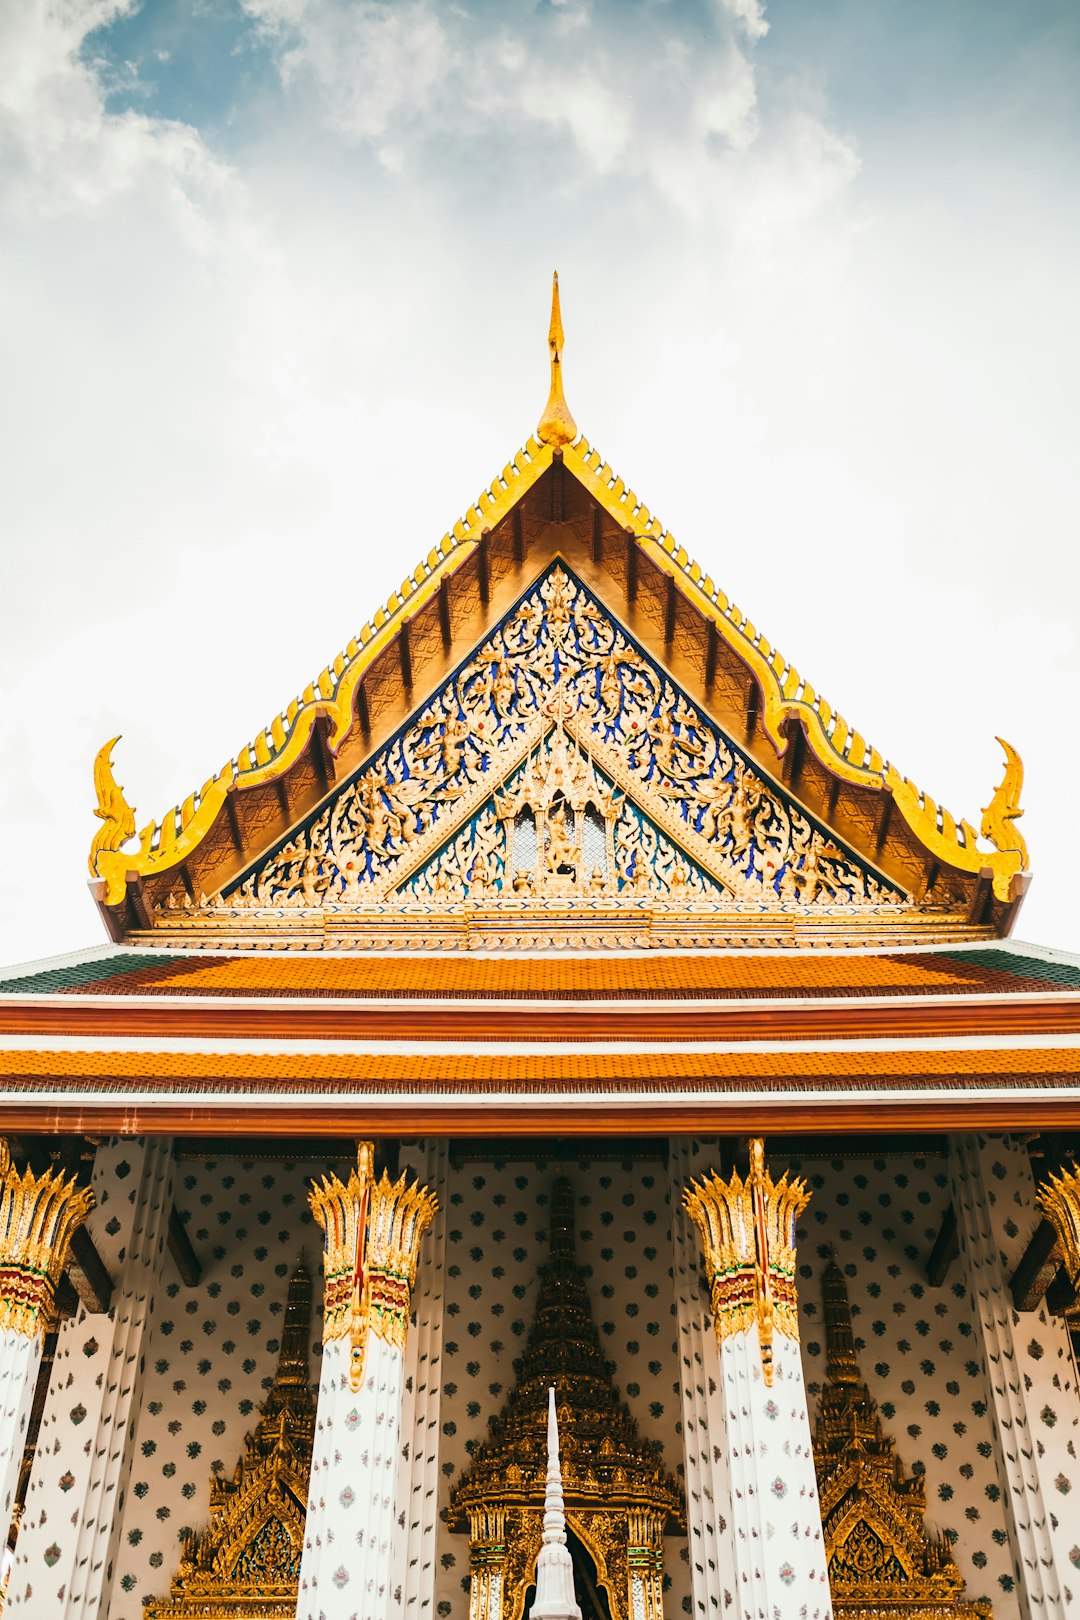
left=89, top=735, right=137, bottom=878
left=980, top=737, right=1028, bottom=869
left=537, top=271, right=578, bottom=450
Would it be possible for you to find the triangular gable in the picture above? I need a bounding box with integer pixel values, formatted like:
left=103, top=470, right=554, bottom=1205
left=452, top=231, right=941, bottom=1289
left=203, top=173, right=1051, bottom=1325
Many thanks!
left=394, top=743, right=730, bottom=904
left=157, top=565, right=906, bottom=944
left=89, top=283, right=1029, bottom=944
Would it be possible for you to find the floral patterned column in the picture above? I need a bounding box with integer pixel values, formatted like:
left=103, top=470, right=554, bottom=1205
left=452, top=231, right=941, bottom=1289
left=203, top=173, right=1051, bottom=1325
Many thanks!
left=7, top=1135, right=174, bottom=1620
left=393, top=1139, right=449, bottom=1620
left=950, top=1133, right=1080, bottom=1620
left=298, top=1142, right=438, bottom=1620
left=0, top=1139, right=93, bottom=1540
left=667, top=1137, right=736, bottom=1620
left=683, top=1140, right=831, bottom=1620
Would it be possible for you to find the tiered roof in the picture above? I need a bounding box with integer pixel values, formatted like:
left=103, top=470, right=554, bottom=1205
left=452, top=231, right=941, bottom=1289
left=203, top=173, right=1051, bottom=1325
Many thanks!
left=2, top=938, right=1079, bottom=1134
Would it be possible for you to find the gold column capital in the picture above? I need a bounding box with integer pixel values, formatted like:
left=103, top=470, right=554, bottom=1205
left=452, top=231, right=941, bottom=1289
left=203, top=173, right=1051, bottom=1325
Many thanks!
left=1036, top=1161, right=1080, bottom=1286
left=0, top=1138, right=95, bottom=1339
left=683, top=1138, right=810, bottom=1385
left=309, top=1142, right=438, bottom=1391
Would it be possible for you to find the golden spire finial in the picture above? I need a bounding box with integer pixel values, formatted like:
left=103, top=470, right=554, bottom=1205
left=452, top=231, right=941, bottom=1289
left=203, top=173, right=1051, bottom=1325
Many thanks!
left=537, top=271, right=577, bottom=449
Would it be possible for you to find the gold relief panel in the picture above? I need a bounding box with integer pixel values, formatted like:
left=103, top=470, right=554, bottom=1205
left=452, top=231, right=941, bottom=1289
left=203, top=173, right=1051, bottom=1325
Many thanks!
left=450, top=1180, right=683, bottom=1620
left=161, top=563, right=910, bottom=935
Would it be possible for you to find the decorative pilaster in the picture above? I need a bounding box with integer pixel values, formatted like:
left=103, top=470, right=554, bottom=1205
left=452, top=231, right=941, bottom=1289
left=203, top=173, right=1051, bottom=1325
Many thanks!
left=8, top=1135, right=174, bottom=1619
left=667, top=1138, right=735, bottom=1620
left=298, top=1143, right=438, bottom=1620
left=950, top=1133, right=1080, bottom=1620
left=683, top=1140, right=831, bottom=1620
left=392, top=1139, right=449, bottom=1620
left=466, top=1509, right=508, bottom=1620
left=0, top=1139, right=93, bottom=1539
left=529, top=1386, right=581, bottom=1620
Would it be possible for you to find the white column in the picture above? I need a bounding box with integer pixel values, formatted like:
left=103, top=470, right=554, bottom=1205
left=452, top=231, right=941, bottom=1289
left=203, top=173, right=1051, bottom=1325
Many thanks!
left=0, top=1333, right=42, bottom=1539
left=298, top=1144, right=438, bottom=1620
left=683, top=1141, right=831, bottom=1620
left=667, top=1138, right=735, bottom=1620
left=950, top=1132, right=1080, bottom=1620
left=393, top=1139, right=449, bottom=1620
left=714, top=1332, right=828, bottom=1620
left=0, top=1142, right=93, bottom=1542
left=8, top=1135, right=174, bottom=1620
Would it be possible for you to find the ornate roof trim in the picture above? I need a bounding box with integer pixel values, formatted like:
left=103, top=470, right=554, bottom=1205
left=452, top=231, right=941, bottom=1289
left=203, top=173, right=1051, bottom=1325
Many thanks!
left=561, top=434, right=1027, bottom=903
left=91, top=437, right=556, bottom=906
left=89, top=293, right=1029, bottom=915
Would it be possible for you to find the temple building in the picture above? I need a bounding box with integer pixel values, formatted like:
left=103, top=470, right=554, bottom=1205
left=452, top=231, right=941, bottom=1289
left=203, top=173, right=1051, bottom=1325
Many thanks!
left=2, top=277, right=1080, bottom=1620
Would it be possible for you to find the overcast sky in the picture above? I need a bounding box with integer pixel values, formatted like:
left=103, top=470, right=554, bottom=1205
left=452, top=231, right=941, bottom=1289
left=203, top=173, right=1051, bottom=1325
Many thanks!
left=1, top=0, right=1078, bottom=965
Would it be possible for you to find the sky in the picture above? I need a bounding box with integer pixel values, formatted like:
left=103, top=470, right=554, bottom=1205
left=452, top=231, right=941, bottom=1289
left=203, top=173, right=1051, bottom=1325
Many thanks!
left=1, top=0, right=1078, bottom=965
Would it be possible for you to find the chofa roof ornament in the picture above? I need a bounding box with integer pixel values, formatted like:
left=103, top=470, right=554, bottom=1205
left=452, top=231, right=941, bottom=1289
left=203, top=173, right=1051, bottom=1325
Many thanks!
left=536, top=271, right=577, bottom=450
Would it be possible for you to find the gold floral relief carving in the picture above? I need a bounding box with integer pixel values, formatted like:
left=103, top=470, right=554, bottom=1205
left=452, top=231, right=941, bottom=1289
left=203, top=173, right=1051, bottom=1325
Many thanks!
left=171, top=564, right=902, bottom=918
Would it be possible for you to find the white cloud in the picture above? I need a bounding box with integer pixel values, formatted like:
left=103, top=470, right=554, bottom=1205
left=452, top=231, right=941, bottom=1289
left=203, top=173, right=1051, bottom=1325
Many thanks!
left=719, top=0, right=768, bottom=44
left=0, top=0, right=231, bottom=242
left=235, top=0, right=847, bottom=226
left=242, top=0, right=453, bottom=155
left=1, top=0, right=1077, bottom=968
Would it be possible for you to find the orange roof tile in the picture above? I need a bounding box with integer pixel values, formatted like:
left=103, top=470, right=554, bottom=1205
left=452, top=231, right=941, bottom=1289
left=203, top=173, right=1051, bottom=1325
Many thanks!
left=1, top=1046, right=1076, bottom=1094
left=42, top=947, right=1077, bottom=1001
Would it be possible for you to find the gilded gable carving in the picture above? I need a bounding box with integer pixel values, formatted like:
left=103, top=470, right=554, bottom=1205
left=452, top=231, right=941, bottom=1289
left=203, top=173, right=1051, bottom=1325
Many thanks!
left=202, top=565, right=899, bottom=917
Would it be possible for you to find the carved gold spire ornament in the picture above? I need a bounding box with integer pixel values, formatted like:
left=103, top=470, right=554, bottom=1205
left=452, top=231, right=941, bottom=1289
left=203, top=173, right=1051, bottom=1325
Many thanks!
left=1036, top=1162, right=1080, bottom=1287
left=537, top=272, right=577, bottom=449
left=0, top=1138, right=94, bottom=1338
left=308, top=1142, right=438, bottom=1392
left=88, top=735, right=138, bottom=880
left=813, top=1259, right=991, bottom=1620
left=683, top=1138, right=809, bottom=1385
left=146, top=1264, right=316, bottom=1619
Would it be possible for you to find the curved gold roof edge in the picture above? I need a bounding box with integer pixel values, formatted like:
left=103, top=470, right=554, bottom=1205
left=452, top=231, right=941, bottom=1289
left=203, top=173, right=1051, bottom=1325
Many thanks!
left=90, top=423, right=1028, bottom=913
left=90, top=437, right=555, bottom=906
left=562, top=437, right=1027, bottom=903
